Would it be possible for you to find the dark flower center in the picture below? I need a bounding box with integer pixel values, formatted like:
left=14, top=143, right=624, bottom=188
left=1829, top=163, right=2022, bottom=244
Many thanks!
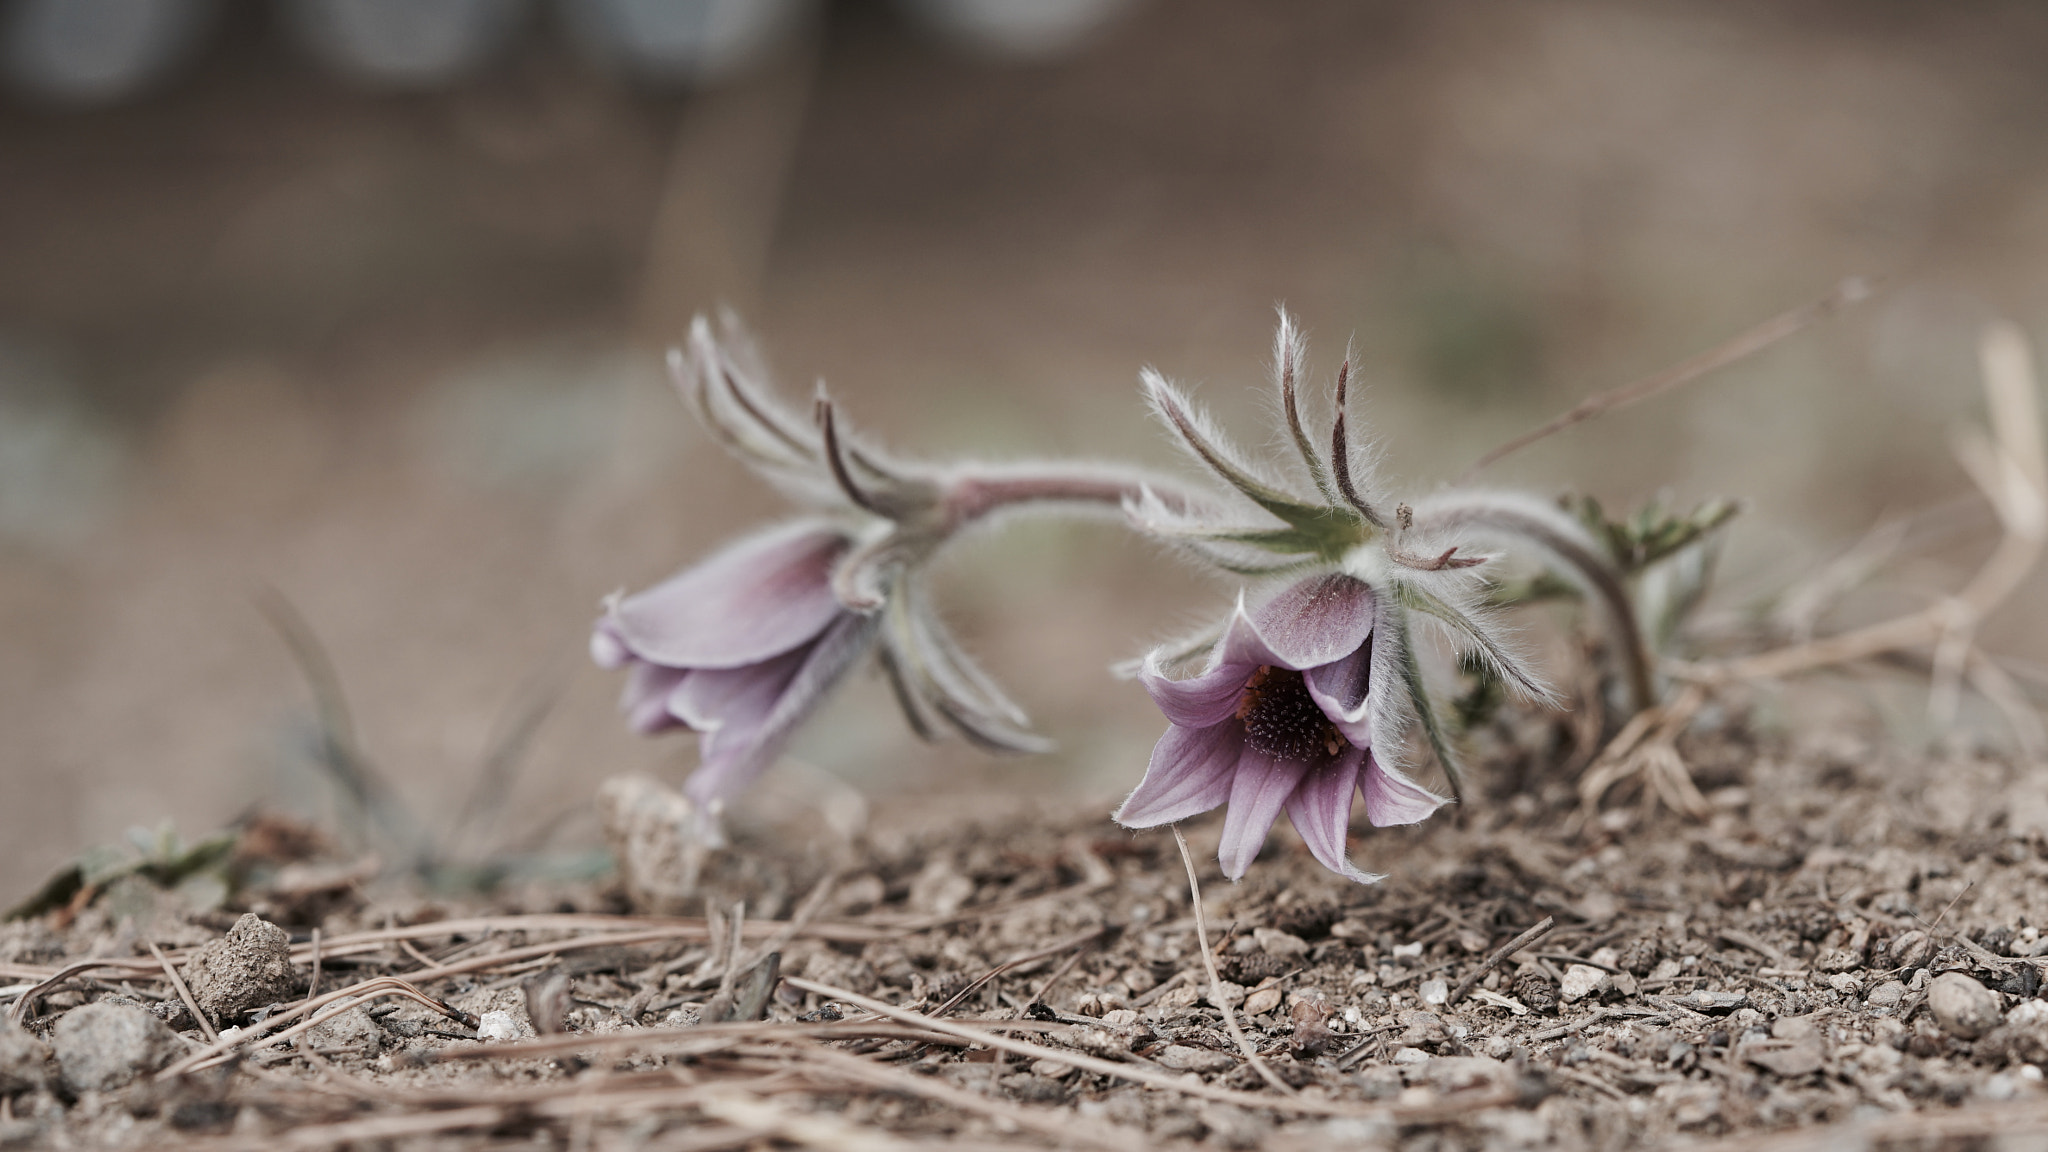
left=1236, top=666, right=1345, bottom=762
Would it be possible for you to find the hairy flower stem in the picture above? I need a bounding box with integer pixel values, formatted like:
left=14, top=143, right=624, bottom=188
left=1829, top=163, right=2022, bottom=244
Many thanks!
left=1424, top=501, right=1656, bottom=716
left=941, top=470, right=1200, bottom=530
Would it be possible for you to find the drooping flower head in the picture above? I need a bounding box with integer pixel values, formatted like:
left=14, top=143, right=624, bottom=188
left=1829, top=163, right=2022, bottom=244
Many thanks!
left=1116, top=571, right=1445, bottom=881
left=593, top=314, right=1053, bottom=836
left=1118, top=311, right=1576, bottom=881
left=592, top=519, right=874, bottom=821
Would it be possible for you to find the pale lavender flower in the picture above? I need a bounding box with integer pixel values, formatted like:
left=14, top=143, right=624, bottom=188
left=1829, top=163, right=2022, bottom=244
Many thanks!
left=592, top=519, right=875, bottom=820
left=1114, top=571, right=1446, bottom=882
left=596, top=314, right=1117, bottom=833
left=1114, top=311, right=1573, bottom=882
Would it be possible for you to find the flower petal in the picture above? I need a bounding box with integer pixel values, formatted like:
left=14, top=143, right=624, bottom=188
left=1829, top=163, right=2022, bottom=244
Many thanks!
left=591, top=616, right=631, bottom=669
left=1360, top=751, right=1449, bottom=826
left=1282, top=748, right=1383, bottom=883
left=1246, top=572, right=1376, bottom=669
left=1210, top=574, right=1376, bottom=673
left=620, top=661, right=688, bottom=733
left=608, top=520, right=852, bottom=670
left=680, top=613, right=877, bottom=810
left=1216, top=750, right=1308, bottom=880
left=1138, top=650, right=1256, bottom=729
left=1114, top=721, right=1245, bottom=828
left=1304, top=638, right=1375, bottom=749
left=668, top=645, right=810, bottom=744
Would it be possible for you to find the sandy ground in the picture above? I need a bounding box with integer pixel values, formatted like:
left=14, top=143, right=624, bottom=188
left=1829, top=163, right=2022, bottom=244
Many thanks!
left=2, top=698, right=2047, bottom=1149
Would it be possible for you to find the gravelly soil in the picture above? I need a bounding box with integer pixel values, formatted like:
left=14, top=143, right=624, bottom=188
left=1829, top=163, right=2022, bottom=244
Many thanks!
left=4, top=716, right=2048, bottom=1151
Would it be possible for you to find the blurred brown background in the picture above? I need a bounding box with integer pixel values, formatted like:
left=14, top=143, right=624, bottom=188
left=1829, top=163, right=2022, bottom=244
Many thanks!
left=2, top=0, right=2042, bottom=893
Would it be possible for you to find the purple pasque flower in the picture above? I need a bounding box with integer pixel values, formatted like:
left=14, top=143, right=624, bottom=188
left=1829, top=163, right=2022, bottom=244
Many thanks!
left=1113, top=570, right=1447, bottom=882
left=595, top=313, right=1093, bottom=834
left=592, top=518, right=876, bottom=823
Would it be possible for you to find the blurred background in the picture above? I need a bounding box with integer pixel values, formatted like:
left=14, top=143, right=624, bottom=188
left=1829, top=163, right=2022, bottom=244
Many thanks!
left=2, top=0, right=2043, bottom=894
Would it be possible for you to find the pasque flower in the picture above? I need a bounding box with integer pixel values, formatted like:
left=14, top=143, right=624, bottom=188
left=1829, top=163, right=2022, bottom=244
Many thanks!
left=594, top=313, right=1169, bottom=832
left=1116, top=312, right=1595, bottom=881
left=591, top=519, right=874, bottom=819
left=1114, top=571, right=1446, bottom=882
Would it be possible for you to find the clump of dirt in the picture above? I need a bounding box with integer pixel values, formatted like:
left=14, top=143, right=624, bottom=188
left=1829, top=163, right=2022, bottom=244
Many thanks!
left=2, top=721, right=2047, bottom=1149
left=178, top=912, right=296, bottom=1028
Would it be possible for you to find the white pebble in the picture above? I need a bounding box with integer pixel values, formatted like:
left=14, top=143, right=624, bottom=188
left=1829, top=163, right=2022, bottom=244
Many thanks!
left=475, top=1010, right=520, bottom=1043
left=1419, top=979, right=1449, bottom=1007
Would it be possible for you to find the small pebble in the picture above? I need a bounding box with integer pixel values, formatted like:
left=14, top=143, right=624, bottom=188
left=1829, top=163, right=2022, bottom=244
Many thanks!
left=1154, top=1044, right=1236, bottom=1073
left=53, top=1002, right=182, bottom=1092
left=1559, top=965, right=1610, bottom=1004
left=475, top=1010, right=520, bottom=1043
left=1244, top=986, right=1283, bottom=1016
left=1028, top=1058, right=1073, bottom=1079
left=1253, top=928, right=1309, bottom=959
left=1205, top=980, right=1246, bottom=1010
left=0, top=1019, right=51, bottom=1095
left=1418, top=979, right=1449, bottom=1007
left=1927, top=972, right=2002, bottom=1040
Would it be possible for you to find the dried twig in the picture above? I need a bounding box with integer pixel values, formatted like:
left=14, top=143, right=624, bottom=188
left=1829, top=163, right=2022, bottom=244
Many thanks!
left=763, top=1043, right=1145, bottom=1152
left=1448, top=916, right=1555, bottom=1006
left=1577, top=684, right=1710, bottom=817
left=1171, top=826, right=1296, bottom=1096
left=8, top=960, right=140, bottom=1024
left=1458, top=277, right=1871, bottom=482
left=305, top=928, right=322, bottom=1003
left=784, top=975, right=1412, bottom=1117
left=929, top=926, right=1110, bottom=1019
left=148, top=940, right=216, bottom=1043
left=160, top=975, right=476, bottom=1078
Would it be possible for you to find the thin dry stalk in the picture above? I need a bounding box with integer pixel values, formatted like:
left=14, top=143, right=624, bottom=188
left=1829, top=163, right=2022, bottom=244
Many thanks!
left=928, top=926, right=1108, bottom=1019
left=1457, top=277, right=1871, bottom=482
left=1447, top=916, right=1556, bottom=1006
left=1680, top=322, right=2047, bottom=754
left=706, top=901, right=747, bottom=1015
left=738, top=873, right=837, bottom=976
left=160, top=975, right=473, bottom=1079
left=147, top=940, right=216, bottom=1043
left=783, top=976, right=1407, bottom=1117
left=424, top=1017, right=1075, bottom=1068
left=1578, top=684, right=1710, bottom=817
left=1170, top=826, right=1295, bottom=1096
left=752, top=1043, right=1145, bottom=1152
left=305, top=928, right=321, bottom=1001
left=8, top=960, right=145, bottom=1024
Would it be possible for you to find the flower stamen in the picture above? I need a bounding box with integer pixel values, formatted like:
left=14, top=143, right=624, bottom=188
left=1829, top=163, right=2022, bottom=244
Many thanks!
left=1236, top=665, right=1345, bottom=761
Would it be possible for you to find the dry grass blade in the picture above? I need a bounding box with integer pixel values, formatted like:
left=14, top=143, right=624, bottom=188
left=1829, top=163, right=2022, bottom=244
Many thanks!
left=1170, top=826, right=1296, bottom=1096
left=768, top=1043, right=1148, bottom=1152
left=928, top=925, right=1109, bottom=1018
left=1578, top=684, right=1709, bottom=817
left=1682, top=321, right=2047, bottom=724
left=1458, top=276, right=1872, bottom=482
left=420, top=1018, right=1075, bottom=1068
left=1447, top=916, right=1555, bottom=1006
left=8, top=960, right=146, bottom=1024
left=148, top=940, right=217, bottom=1043
left=785, top=975, right=1420, bottom=1117
left=160, top=975, right=474, bottom=1079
